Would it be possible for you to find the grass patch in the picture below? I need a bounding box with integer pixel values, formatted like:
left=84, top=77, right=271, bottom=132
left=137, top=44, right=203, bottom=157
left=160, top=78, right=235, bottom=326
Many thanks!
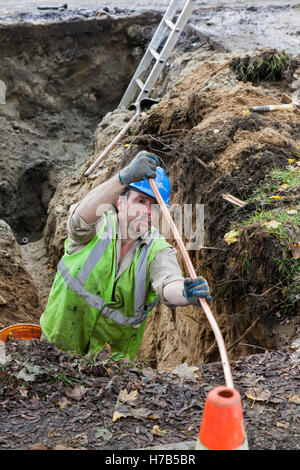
left=228, top=164, right=299, bottom=313
left=248, top=164, right=299, bottom=204
left=230, top=49, right=291, bottom=84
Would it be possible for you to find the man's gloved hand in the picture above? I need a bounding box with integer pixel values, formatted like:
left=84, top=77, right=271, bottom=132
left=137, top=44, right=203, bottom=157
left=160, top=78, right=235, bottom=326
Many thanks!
left=183, top=276, right=212, bottom=305
left=119, top=151, right=158, bottom=186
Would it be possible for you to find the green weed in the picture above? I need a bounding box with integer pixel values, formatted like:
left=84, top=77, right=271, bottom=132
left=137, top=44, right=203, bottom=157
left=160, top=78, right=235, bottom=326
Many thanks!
left=51, top=372, right=83, bottom=386
left=231, top=50, right=291, bottom=84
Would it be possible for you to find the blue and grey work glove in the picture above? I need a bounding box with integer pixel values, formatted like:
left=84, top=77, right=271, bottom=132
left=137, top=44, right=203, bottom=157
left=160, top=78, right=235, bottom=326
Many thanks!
left=183, top=276, right=212, bottom=305
left=119, top=151, right=158, bottom=185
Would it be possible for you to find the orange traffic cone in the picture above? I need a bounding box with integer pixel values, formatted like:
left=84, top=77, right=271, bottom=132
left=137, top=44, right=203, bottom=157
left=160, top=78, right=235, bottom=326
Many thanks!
left=196, top=386, right=248, bottom=450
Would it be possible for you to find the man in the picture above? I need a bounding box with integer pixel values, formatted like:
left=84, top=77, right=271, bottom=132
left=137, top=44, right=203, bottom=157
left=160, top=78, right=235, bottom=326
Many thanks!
left=40, top=151, right=212, bottom=358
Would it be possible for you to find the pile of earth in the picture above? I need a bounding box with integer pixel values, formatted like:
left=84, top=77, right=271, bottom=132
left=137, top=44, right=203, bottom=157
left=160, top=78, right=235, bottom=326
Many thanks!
left=40, top=46, right=300, bottom=368
left=0, top=337, right=299, bottom=450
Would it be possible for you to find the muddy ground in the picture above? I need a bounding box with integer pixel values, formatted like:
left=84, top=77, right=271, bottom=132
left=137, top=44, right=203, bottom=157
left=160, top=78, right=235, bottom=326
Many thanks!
left=0, top=338, right=299, bottom=450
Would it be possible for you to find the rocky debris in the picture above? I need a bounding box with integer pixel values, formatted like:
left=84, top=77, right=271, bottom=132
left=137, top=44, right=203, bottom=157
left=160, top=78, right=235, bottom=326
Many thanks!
left=0, top=220, right=41, bottom=329
left=0, top=337, right=299, bottom=450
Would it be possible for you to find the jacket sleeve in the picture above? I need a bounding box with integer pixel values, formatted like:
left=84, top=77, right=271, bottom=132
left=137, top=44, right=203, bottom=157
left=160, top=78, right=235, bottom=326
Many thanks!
left=66, top=202, right=99, bottom=255
left=149, top=247, right=184, bottom=306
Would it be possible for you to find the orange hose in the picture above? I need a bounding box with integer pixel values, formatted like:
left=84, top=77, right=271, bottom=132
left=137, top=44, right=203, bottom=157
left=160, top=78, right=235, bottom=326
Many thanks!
left=149, top=178, right=234, bottom=389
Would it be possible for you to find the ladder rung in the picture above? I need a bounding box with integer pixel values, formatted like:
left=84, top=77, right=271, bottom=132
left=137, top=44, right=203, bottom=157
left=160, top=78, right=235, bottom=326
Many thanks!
left=150, top=48, right=160, bottom=61
left=165, top=18, right=176, bottom=30
left=135, top=78, right=149, bottom=93
left=136, top=78, right=144, bottom=89
left=150, top=48, right=164, bottom=63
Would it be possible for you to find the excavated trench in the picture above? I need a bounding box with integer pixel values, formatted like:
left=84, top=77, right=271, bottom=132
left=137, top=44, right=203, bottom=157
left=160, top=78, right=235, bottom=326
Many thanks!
left=0, top=11, right=166, bottom=243
left=0, top=10, right=299, bottom=370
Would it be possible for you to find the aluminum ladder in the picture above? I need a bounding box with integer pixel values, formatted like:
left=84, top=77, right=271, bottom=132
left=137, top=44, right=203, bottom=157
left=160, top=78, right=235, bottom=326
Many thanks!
left=118, top=0, right=195, bottom=109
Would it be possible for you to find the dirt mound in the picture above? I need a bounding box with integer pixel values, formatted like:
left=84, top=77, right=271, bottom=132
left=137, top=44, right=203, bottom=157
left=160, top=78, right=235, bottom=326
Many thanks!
left=131, top=58, right=300, bottom=366
left=0, top=337, right=299, bottom=450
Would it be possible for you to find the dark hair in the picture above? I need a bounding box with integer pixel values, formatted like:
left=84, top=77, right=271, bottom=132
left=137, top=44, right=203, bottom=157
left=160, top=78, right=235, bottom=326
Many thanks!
left=115, top=186, right=130, bottom=211
left=119, top=187, right=130, bottom=198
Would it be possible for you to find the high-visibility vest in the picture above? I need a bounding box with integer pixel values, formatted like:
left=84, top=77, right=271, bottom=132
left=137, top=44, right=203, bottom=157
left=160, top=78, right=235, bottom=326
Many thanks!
left=40, top=210, right=173, bottom=358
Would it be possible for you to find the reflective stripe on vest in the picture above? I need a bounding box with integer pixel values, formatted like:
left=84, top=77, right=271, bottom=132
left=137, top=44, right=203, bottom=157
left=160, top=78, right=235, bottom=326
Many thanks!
left=58, top=213, right=159, bottom=326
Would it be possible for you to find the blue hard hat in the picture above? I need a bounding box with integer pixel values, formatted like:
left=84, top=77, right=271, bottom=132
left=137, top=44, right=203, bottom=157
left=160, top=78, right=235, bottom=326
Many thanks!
left=128, top=166, right=171, bottom=207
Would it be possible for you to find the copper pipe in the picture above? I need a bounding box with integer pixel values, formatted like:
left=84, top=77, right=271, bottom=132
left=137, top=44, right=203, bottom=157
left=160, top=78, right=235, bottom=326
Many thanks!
left=149, top=178, right=234, bottom=389
left=84, top=108, right=140, bottom=177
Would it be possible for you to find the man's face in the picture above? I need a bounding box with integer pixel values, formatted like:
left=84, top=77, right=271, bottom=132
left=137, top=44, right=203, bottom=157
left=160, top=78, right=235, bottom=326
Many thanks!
left=117, top=190, right=159, bottom=239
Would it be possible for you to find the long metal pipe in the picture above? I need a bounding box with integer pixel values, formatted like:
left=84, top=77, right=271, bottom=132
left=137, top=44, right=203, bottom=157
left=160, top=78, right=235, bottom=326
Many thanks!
left=148, top=178, right=234, bottom=389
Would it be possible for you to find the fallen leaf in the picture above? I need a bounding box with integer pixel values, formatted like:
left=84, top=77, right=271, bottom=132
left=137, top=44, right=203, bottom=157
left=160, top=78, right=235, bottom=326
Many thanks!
left=112, top=411, right=124, bottom=423
left=112, top=401, right=161, bottom=423
left=287, top=159, right=295, bottom=163
left=151, top=425, right=166, bottom=436
left=291, top=242, right=300, bottom=259
left=119, top=389, right=138, bottom=403
left=288, top=394, right=300, bottom=404
left=263, top=220, right=281, bottom=229
left=70, top=411, right=93, bottom=423
left=16, top=363, right=44, bottom=382
left=224, top=229, right=239, bottom=245
left=21, top=413, right=40, bottom=421
left=71, top=433, right=88, bottom=445
left=171, top=363, right=199, bottom=382
left=57, top=397, right=72, bottom=409
left=53, top=444, right=76, bottom=450
left=245, top=387, right=271, bottom=402
left=18, top=386, right=28, bottom=397
left=276, top=422, right=289, bottom=429
left=291, top=338, right=300, bottom=351
left=241, top=374, right=265, bottom=387
left=28, top=443, right=47, bottom=450
left=64, top=385, right=87, bottom=401
left=141, top=368, right=157, bottom=383
left=270, top=195, right=282, bottom=200
left=95, top=427, right=113, bottom=441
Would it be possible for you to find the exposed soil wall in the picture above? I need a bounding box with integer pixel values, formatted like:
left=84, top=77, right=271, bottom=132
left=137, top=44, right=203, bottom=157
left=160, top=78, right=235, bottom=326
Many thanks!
left=0, top=220, right=41, bottom=329
left=0, top=12, right=160, bottom=242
